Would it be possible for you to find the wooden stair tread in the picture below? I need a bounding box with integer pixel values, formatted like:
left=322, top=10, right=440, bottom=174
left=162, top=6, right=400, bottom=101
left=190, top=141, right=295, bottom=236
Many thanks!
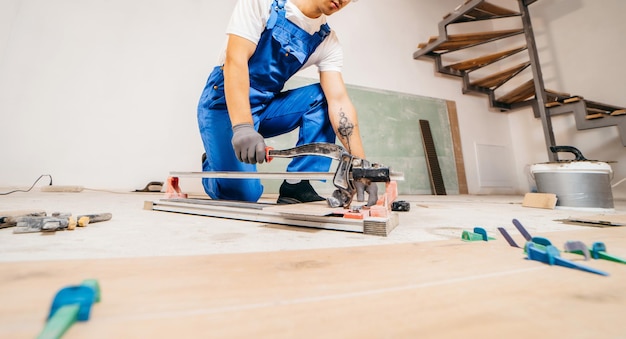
left=448, top=46, right=527, bottom=71
left=586, top=113, right=605, bottom=120
left=583, top=100, right=626, bottom=118
left=447, top=29, right=523, bottom=42
left=470, top=61, right=530, bottom=88
left=545, top=89, right=573, bottom=103
left=462, top=2, right=521, bottom=21
left=563, top=97, right=582, bottom=104
left=418, top=29, right=523, bottom=51
left=545, top=101, right=562, bottom=108
left=587, top=107, right=610, bottom=114
left=584, top=99, right=625, bottom=112
left=543, top=96, right=626, bottom=117
left=497, top=79, right=535, bottom=104
left=475, top=2, right=519, bottom=16
left=444, top=1, right=519, bottom=21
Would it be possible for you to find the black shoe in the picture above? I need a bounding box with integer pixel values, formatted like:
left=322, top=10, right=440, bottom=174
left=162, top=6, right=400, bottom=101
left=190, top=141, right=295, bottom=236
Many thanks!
left=201, top=153, right=207, bottom=165
left=277, top=180, right=325, bottom=204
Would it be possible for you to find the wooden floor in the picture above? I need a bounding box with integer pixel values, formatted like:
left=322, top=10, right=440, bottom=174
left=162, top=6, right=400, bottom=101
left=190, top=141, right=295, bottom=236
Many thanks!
left=2, top=227, right=626, bottom=338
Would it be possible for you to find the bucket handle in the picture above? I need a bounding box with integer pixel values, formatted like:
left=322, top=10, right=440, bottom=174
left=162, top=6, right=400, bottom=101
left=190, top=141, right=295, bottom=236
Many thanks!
left=549, top=146, right=588, bottom=161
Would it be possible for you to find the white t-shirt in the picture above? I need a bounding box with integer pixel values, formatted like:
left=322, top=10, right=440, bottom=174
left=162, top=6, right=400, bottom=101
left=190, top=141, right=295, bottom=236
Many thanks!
left=217, top=0, right=343, bottom=73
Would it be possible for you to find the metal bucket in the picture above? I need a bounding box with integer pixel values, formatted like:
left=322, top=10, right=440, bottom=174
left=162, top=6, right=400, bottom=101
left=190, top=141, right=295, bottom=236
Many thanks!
left=530, top=146, right=614, bottom=209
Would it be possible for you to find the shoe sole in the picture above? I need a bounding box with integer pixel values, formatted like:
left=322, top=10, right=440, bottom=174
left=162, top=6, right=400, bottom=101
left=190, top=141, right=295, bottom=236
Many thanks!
left=276, top=197, right=303, bottom=204
left=277, top=196, right=326, bottom=205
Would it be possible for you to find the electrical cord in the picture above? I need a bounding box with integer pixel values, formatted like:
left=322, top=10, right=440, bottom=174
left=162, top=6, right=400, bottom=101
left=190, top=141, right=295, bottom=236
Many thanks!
left=612, top=178, right=626, bottom=188
left=0, top=174, right=53, bottom=195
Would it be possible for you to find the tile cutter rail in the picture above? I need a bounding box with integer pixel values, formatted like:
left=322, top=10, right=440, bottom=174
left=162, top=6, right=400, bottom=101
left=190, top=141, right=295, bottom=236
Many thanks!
left=172, top=143, right=405, bottom=209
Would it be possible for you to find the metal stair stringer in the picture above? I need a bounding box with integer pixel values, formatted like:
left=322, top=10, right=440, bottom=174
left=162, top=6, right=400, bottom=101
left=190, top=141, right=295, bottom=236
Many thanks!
left=549, top=101, right=626, bottom=146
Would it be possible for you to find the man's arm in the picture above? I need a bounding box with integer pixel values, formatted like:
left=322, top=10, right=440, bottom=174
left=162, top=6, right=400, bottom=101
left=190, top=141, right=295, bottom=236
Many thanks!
left=223, top=34, right=257, bottom=126
left=224, top=34, right=267, bottom=164
left=319, top=71, right=365, bottom=158
left=321, top=71, right=378, bottom=205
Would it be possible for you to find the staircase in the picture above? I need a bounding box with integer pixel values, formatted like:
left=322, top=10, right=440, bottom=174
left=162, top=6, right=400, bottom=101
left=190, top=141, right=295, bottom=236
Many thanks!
left=413, top=0, right=626, bottom=161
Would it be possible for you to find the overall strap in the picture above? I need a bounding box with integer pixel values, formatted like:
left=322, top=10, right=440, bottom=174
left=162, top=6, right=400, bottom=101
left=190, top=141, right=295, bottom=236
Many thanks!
left=267, top=0, right=286, bottom=29
left=317, top=23, right=331, bottom=39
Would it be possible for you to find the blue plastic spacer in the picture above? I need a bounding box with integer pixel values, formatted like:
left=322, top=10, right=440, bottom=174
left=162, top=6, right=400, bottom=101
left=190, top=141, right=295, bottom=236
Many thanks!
left=48, top=285, right=96, bottom=322
left=473, top=227, right=489, bottom=241
left=591, top=242, right=606, bottom=259
left=531, top=237, right=552, bottom=247
left=545, top=245, right=560, bottom=266
left=526, top=242, right=609, bottom=276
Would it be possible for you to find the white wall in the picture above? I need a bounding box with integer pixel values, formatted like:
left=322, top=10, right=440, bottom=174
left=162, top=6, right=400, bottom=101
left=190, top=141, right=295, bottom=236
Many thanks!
left=503, top=0, right=626, bottom=199
left=0, top=0, right=229, bottom=192
left=0, top=0, right=624, bottom=199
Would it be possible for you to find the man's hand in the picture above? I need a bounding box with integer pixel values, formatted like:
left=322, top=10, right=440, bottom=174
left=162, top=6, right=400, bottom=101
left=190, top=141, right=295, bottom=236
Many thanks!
left=231, top=123, right=266, bottom=164
left=355, top=178, right=378, bottom=206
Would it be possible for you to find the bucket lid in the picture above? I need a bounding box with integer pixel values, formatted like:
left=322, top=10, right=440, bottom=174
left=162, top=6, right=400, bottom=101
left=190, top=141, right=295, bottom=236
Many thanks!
left=530, top=161, right=613, bottom=173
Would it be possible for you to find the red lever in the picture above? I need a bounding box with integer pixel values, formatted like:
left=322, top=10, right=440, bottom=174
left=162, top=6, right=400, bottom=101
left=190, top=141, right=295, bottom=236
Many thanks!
left=265, top=146, right=274, bottom=163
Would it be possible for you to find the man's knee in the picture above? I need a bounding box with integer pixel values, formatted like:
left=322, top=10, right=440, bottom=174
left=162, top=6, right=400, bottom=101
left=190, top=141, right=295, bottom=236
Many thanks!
left=202, top=178, right=263, bottom=202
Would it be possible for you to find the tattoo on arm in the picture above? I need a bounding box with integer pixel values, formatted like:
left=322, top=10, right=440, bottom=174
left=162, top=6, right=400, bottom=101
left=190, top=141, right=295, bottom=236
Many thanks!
left=337, top=108, right=354, bottom=153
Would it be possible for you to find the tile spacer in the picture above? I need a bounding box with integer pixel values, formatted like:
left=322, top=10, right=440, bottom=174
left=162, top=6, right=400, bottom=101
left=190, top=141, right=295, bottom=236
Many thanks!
left=461, top=227, right=495, bottom=242
left=562, top=241, right=591, bottom=260
left=497, top=227, right=520, bottom=248
left=39, top=279, right=101, bottom=338
left=526, top=242, right=609, bottom=276
left=565, top=241, right=626, bottom=264
left=512, top=218, right=532, bottom=241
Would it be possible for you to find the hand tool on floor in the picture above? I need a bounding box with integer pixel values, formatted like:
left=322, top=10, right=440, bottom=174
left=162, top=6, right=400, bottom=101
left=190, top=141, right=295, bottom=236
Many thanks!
left=391, top=200, right=410, bottom=212
left=38, top=279, right=101, bottom=339
left=14, top=214, right=77, bottom=233
left=171, top=143, right=404, bottom=208
left=0, top=210, right=47, bottom=229
left=134, top=181, right=164, bottom=192
left=75, top=213, right=113, bottom=227
left=13, top=212, right=112, bottom=233
left=526, top=242, right=609, bottom=276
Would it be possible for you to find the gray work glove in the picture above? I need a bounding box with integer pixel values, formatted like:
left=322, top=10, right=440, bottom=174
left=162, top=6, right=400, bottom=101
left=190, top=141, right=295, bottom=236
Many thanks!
left=355, top=178, right=379, bottom=207
left=231, top=123, right=266, bottom=164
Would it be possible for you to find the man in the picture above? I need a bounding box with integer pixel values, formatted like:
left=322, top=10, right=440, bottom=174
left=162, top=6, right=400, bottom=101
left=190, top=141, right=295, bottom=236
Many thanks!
left=197, top=0, right=376, bottom=204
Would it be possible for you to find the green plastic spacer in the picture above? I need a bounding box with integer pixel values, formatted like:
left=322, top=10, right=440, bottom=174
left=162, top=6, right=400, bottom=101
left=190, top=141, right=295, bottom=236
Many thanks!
left=37, top=304, right=80, bottom=339
left=523, top=236, right=551, bottom=253
left=565, top=241, right=626, bottom=264
left=81, top=279, right=101, bottom=303
left=591, top=242, right=626, bottom=264
left=38, top=279, right=101, bottom=339
left=461, top=227, right=496, bottom=242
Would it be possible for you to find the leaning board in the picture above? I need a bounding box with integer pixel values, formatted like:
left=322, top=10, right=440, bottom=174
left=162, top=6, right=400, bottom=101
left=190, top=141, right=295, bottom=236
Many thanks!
left=260, top=77, right=464, bottom=195
left=2, top=227, right=626, bottom=338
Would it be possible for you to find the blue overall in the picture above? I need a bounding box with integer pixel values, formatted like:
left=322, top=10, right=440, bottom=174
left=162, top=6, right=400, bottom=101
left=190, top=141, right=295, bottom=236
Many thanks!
left=197, top=0, right=336, bottom=202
